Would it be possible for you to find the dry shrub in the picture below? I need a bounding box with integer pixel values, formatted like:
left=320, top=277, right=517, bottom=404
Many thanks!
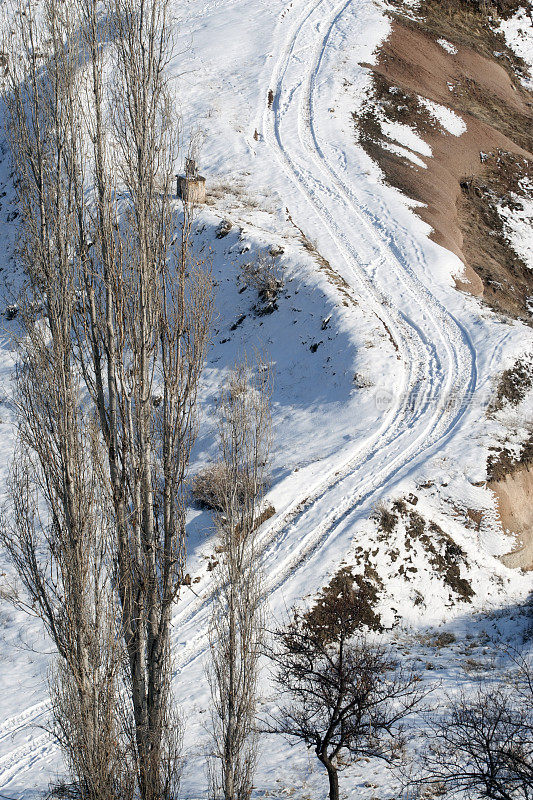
left=191, top=463, right=264, bottom=512
left=374, top=501, right=398, bottom=535
left=489, top=354, right=533, bottom=413
left=241, top=251, right=283, bottom=301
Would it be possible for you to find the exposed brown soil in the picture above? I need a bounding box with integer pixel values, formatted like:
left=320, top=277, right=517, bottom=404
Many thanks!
left=357, top=3, right=533, bottom=320
left=488, top=427, right=533, bottom=570
left=487, top=425, right=533, bottom=571
left=486, top=352, right=533, bottom=569
left=491, top=465, right=533, bottom=570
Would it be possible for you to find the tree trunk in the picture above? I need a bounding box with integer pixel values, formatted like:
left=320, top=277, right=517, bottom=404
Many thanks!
left=319, top=757, right=339, bottom=800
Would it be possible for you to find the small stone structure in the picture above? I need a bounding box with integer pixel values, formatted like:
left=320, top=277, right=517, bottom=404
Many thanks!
left=176, top=158, right=206, bottom=204
left=177, top=174, right=206, bottom=204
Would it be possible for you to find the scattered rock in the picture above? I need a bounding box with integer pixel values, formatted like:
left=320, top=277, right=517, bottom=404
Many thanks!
left=230, top=314, right=246, bottom=331
left=215, top=219, right=233, bottom=239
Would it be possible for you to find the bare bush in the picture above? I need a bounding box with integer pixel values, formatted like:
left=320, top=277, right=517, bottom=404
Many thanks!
left=207, top=358, right=272, bottom=800
left=241, top=252, right=283, bottom=303
left=192, top=462, right=265, bottom=512
left=418, top=653, right=533, bottom=800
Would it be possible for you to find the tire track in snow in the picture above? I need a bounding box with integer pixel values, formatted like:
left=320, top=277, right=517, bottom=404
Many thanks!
left=249, top=0, right=477, bottom=587
left=0, top=703, right=48, bottom=745
left=0, top=704, right=54, bottom=794
left=264, top=0, right=475, bottom=495
left=0, top=0, right=481, bottom=788
left=165, top=0, right=479, bottom=678
left=0, top=734, right=56, bottom=793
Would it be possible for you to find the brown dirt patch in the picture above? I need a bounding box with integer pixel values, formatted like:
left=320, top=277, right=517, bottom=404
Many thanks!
left=357, top=6, right=533, bottom=320
left=491, top=465, right=533, bottom=570
left=488, top=425, right=533, bottom=569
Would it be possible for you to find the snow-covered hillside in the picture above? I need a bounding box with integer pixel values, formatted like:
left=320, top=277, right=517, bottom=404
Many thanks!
left=0, top=0, right=532, bottom=798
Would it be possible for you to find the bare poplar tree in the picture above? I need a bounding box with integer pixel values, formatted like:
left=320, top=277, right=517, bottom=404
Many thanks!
left=207, top=359, right=272, bottom=800
left=2, top=0, right=213, bottom=798
left=0, top=3, right=127, bottom=799
left=68, top=1, right=213, bottom=797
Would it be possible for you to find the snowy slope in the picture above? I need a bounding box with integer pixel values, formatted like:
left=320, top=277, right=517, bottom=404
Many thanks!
left=0, top=1, right=532, bottom=799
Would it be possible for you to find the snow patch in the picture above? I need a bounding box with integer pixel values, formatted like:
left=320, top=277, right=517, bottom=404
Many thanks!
left=437, top=37, right=457, bottom=54
left=379, top=118, right=432, bottom=157
left=381, top=140, right=428, bottom=168
left=499, top=7, right=533, bottom=89
left=419, top=97, right=467, bottom=136
left=498, top=179, right=533, bottom=269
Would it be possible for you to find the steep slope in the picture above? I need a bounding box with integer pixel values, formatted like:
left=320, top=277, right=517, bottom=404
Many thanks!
left=357, top=0, right=533, bottom=319
left=0, top=1, right=532, bottom=799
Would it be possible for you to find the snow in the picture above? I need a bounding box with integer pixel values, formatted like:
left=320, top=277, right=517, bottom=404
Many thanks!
left=498, top=179, right=533, bottom=270
left=418, top=97, right=467, bottom=136
left=437, top=37, right=457, bottom=55
left=499, top=6, right=533, bottom=89
left=380, top=139, right=428, bottom=167
left=379, top=118, right=433, bottom=156
left=0, top=0, right=532, bottom=799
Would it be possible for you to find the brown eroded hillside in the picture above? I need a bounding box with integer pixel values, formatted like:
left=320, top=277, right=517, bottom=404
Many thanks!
left=357, top=0, right=533, bottom=321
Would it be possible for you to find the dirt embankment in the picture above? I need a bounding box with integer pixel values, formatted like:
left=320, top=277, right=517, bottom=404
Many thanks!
left=492, top=466, right=533, bottom=570
left=356, top=3, right=533, bottom=566
left=488, top=430, right=533, bottom=569
left=357, top=2, right=533, bottom=320
left=486, top=356, right=533, bottom=570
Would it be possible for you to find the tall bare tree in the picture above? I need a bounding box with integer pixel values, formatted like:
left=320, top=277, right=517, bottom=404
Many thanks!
left=2, top=0, right=213, bottom=798
left=68, top=0, right=213, bottom=796
left=0, top=3, right=127, bottom=799
left=207, top=359, right=272, bottom=800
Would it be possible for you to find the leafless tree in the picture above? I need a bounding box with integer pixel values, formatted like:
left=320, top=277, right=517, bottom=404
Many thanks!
left=0, top=3, right=127, bottom=798
left=2, top=0, right=213, bottom=798
left=419, top=654, right=533, bottom=800
left=207, top=359, right=272, bottom=800
left=67, top=1, right=213, bottom=796
left=267, top=568, right=425, bottom=800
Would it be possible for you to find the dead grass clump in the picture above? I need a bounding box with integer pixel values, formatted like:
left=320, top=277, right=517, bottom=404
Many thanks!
left=254, top=503, right=276, bottom=529
left=434, top=631, right=457, bottom=647
left=392, top=497, right=408, bottom=515
left=406, top=511, right=426, bottom=539
left=374, top=502, right=399, bottom=535
left=464, top=657, right=485, bottom=672
left=191, top=462, right=263, bottom=512
left=241, top=251, right=284, bottom=313
left=489, top=353, right=533, bottom=413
